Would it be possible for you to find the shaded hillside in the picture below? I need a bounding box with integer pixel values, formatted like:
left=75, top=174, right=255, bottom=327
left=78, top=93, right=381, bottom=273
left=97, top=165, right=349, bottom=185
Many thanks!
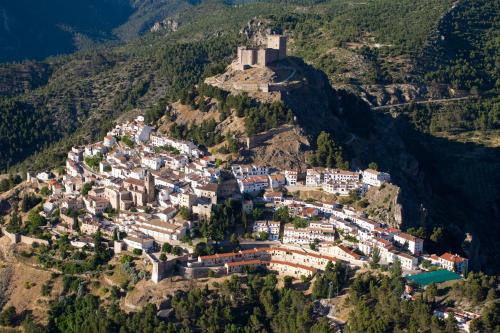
left=399, top=118, right=500, bottom=273
left=0, top=0, right=136, bottom=62
left=113, top=0, right=193, bottom=41
left=0, top=61, right=53, bottom=97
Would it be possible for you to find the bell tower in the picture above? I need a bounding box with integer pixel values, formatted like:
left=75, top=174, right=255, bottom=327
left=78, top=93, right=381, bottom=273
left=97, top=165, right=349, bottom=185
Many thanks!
left=145, top=171, right=155, bottom=203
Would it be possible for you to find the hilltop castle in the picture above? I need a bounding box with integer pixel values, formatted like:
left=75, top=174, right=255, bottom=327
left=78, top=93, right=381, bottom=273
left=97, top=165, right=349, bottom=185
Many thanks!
left=234, top=35, right=287, bottom=70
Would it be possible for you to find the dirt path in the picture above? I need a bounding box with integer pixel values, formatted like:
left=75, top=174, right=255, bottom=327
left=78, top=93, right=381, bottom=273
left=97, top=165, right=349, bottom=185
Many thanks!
left=0, top=181, right=30, bottom=201
left=372, top=95, right=473, bottom=110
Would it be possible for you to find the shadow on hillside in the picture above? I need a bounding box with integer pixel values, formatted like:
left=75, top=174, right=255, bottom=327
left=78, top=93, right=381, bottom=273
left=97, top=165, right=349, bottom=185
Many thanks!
left=364, top=111, right=500, bottom=274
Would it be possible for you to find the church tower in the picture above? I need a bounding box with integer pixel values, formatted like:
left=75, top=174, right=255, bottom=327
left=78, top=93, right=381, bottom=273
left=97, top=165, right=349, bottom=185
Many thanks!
left=145, top=171, right=155, bottom=203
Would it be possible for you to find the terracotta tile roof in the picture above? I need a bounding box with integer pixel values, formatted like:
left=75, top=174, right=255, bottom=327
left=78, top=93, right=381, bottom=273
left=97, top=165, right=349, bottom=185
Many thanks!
left=270, top=259, right=317, bottom=272
left=241, top=175, right=269, bottom=184
left=337, top=244, right=361, bottom=260
left=124, top=177, right=145, bottom=187
left=396, top=232, right=421, bottom=242
left=440, top=252, right=466, bottom=263
left=396, top=252, right=416, bottom=260
left=200, top=252, right=241, bottom=260
left=225, top=259, right=264, bottom=267
left=264, top=191, right=283, bottom=197
left=199, top=183, right=218, bottom=192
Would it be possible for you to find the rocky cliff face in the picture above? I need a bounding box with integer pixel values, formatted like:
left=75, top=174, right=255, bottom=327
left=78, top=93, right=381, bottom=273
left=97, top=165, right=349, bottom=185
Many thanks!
left=347, top=112, right=430, bottom=228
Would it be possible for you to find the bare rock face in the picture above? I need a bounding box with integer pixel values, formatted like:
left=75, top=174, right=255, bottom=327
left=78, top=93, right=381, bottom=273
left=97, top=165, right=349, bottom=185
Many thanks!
left=245, top=125, right=310, bottom=170
left=364, top=183, right=403, bottom=227
left=363, top=83, right=424, bottom=106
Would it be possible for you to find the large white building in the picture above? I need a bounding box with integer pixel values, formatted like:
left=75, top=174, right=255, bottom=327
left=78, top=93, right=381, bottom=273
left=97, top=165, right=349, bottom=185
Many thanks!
left=430, top=252, right=469, bottom=275
left=284, top=170, right=298, bottom=185
left=362, top=169, right=391, bottom=187
left=305, top=168, right=324, bottom=187
left=283, top=221, right=336, bottom=244
left=150, top=134, right=198, bottom=156
left=231, top=165, right=269, bottom=179
left=237, top=175, right=269, bottom=193
left=392, top=231, right=424, bottom=255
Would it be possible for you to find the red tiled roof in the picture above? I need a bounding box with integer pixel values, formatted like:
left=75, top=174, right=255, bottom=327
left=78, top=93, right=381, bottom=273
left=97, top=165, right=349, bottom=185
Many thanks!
left=200, top=252, right=240, bottom=260
left=264, top=191, right=283, bottom=198
left=440, top=252, right=466, bottom=263
left=226, top=259, right=263, bottom=267
left=337, top=244, right=361, bottom=260
left=396, top=232, right=421, bottom=242
left=270, top=259, right=317, bottom=272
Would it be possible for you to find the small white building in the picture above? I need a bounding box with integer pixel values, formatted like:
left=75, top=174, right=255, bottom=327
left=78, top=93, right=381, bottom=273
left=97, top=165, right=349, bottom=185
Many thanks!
left=392, top=232, right=424, bottom=255
left=103, top=135, right=116, bottom=148
left=305, top=168, right=323, bottom=187
left=253, top=221, right=280, bottom=240
left=238, top=175, right=269, bottom=194
left=123, top=234, right=155, bottom=251
left=284, top=170, right=298, bottom=185
left=36, top=171, right=54, bottom=182
left=142, top=155, right=163, bottom=171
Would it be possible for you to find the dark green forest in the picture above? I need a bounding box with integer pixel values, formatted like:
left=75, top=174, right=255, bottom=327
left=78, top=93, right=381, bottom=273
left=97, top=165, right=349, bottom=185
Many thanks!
left=421, top=0, right=499, bottom=92
left=0, top=0, right=134, bottom=62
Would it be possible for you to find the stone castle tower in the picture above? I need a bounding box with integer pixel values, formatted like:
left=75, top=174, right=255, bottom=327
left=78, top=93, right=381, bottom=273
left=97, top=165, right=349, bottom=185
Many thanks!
left=266, top=35, right=287, bottom=60
left=235, top=35, right=287, bottom=70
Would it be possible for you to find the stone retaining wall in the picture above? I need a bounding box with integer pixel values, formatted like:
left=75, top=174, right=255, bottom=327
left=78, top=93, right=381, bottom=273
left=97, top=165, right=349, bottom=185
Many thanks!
left=1, top=227, right=49, bottom=246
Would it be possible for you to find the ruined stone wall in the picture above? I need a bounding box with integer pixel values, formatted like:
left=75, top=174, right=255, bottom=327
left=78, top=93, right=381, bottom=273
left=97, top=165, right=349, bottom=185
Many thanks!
left=1, top=227, right=48, bottom=246
left=20, top=235, right=49, bottom=246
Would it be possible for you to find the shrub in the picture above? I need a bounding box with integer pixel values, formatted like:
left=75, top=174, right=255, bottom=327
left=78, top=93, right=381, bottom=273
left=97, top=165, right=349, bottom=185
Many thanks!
left=0, top=306, right=16, bottom=326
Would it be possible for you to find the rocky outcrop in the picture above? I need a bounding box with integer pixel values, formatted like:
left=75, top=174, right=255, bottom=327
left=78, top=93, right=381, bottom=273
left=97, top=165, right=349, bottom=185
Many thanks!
left=150, top=18, right=179, bottom=33
left=244, top=125, right=310, bottom=170
left=364, top=184, right=403, bottom=227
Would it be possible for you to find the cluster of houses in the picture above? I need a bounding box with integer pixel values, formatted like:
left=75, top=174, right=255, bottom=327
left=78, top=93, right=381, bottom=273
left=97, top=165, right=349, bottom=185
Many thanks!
left=250, top=194, right=468, bottom=274
left=433, top=308, right=481, bottom=333
left=32, top=116, right=222, bottom=250
left=305, top=167, right=391, bottom=195
left=232, top=164, right=391, bottom=197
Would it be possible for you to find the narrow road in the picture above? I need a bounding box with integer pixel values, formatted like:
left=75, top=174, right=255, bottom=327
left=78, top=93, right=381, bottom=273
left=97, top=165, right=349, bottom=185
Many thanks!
left=372, top=95, right=473, bottom=111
